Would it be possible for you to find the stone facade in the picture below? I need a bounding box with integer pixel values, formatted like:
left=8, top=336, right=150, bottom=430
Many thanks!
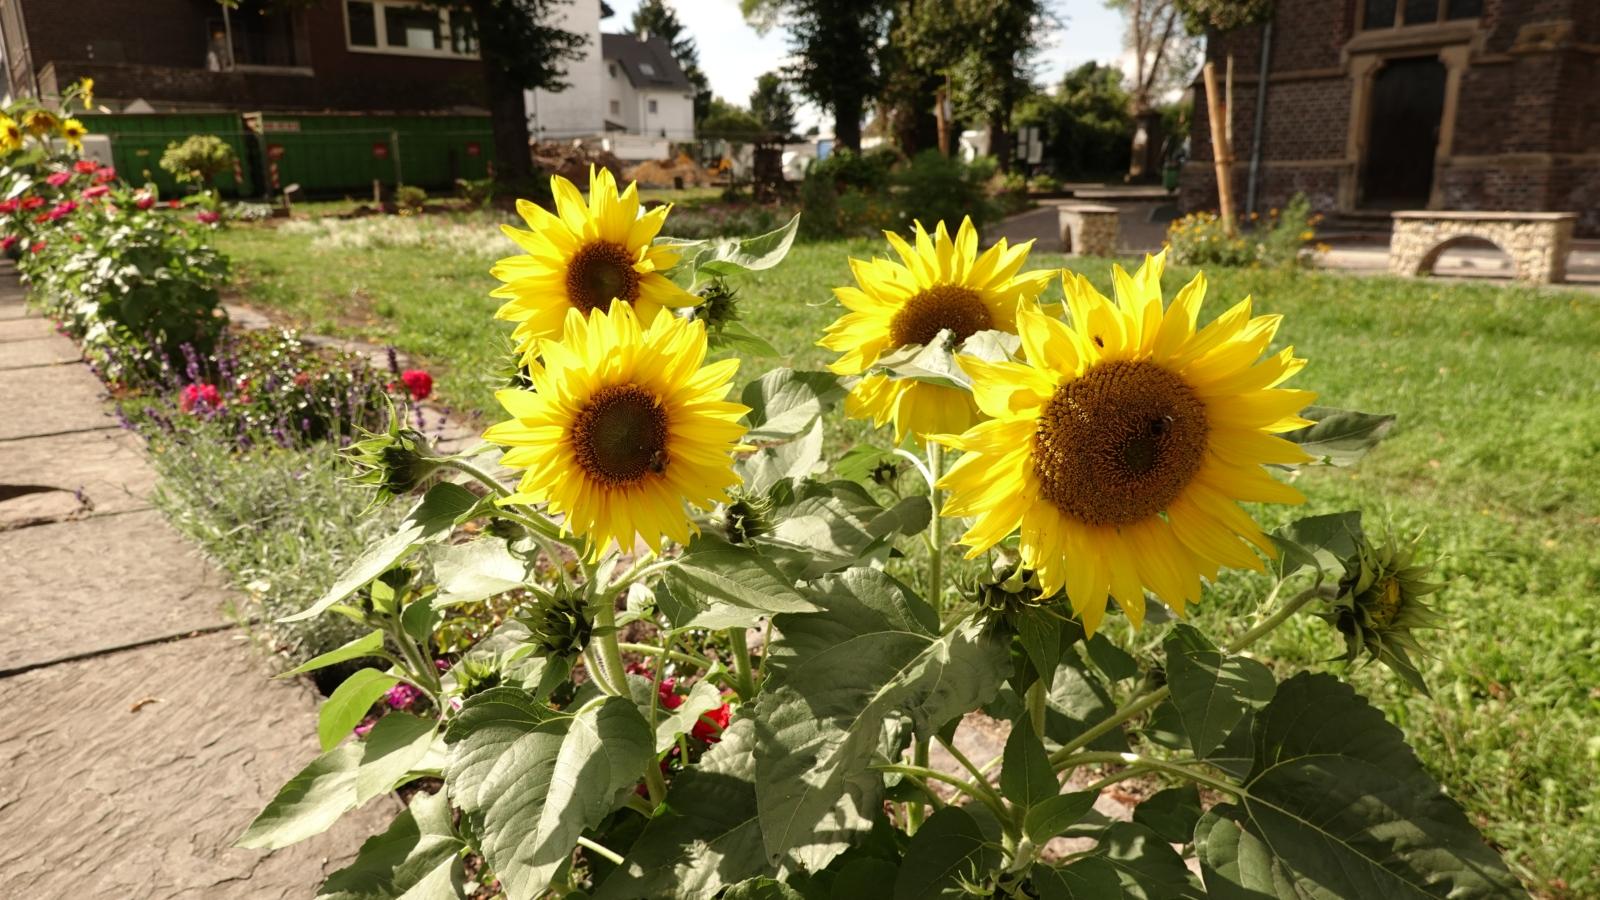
left=1388, top=211, right=1575, bottom=283
left=1058, top=204, right=1120, bottom=257
left=1181, top=0, right=1600, bottom=236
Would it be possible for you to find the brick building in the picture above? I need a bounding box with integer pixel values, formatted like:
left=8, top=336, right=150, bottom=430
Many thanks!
left=0, top=0, right=488, bottom=113
left=1181, top=0, right=1600, bottom=236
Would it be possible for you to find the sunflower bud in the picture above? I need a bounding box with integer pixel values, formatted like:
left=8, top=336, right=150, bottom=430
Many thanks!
left=517, top=588, right=593, bottom=660
left=969, top=558, right=1063, bottom=623
left=696, top=278, right=740, bottom=331
left=450, top=657, right=503, bottom=700
left=1320, top=535, right=1444, bottom=693
left=722, top=487, right=776, bottom=544
left=343, top=399, right=443, bottom=506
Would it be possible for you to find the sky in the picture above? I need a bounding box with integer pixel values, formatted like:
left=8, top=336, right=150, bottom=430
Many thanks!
left=601, top=0, right=1128, bottom=132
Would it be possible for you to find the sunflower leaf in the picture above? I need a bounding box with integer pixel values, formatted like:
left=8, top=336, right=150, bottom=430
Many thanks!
left=1281, top=405, right=1396, bottom=467
left=316, top=789, right=465, bottom=900
left=659, top=535, right=818, bottom=630
left=1162, top=624, right=1276, bottom=758
left=1271, top=510, right=1364, bottom=581
left=1195, top=673, right=1522, bottom=899
left=235, top=742, right=364, bottom=850
left=892, top=806, right=1002, bottom=900
left=741, top=368, right=844, bottom=442
left=753, top=569, right=1010, bottom=870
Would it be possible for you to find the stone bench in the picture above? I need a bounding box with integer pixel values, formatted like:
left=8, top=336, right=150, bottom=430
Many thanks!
left=1389, top=210, right=1575, bottom=285
left=1058, top=203, right=1119, bottom=257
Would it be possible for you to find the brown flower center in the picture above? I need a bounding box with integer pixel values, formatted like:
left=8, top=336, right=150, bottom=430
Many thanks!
left=1032, top=360, right=1208, bottom=527
left=566, top=241, right=641, bottom=314
left=888, top=285, right=992, bottom=347
left=570, top=383, right=669, bottom=485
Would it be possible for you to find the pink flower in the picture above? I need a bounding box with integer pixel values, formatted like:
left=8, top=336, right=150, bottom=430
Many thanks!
left=94, top=167, right=116, bottom=184
left=353, top=716, right=377, bottom=738
left=692, top=702, right=732, bottom=744
left=134, top=192, right=155, bottom=211
left=0, top=199, right=17, bottom=215
left=45, top=172, right=71, bottom=187
left=179, top=383, right=222, bottom=412
left=73, top=160, right=97, bottom=174
left=386, top=683, right=421, bottom=709
left=196, top=209, right=220, bottom=225
left=82, top=185, right=109, bottom=200
left=656, top=678, right=684, bottom=711
left=400, top=369, right=432, bottom=401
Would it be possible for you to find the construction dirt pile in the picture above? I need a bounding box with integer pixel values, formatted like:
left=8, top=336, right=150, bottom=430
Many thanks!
left=625, top=153, right=718, bottom=189
left=532, top=141, right=626, bottom=183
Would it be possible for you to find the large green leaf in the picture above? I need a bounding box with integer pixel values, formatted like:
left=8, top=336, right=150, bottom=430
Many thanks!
left=669, top=213, right=801, bottom=285
left=1271, top=511, right=1364, bottom=582
left=721, top=878, right=806, bottom=900
left=1163, top=624, right=1276, bottom=758
left=1132, top=784, right=1203, bottom=845
left=431, top=535, right=540, bottom=606
left=753, top=569, right=1011, bottom=870
left=1023, top=791, right=1098, bottom=844
left=741, top=368, right=843, bottom=442
left=319, top=668, right=401, bottom=751
left=287, top=482, right=477, bottom=621
left=594, top=719, right=771, bottom=900
left=1032, top=858, right=1126, bottom=900
left=317, top=789, right=466, bottom=900
left=236, top=743, right=364, bottom=850
left=739, top=418, right=825, bottom=492
left=659, top=535, right=818, bottom=630
left=279, top=630, right=385, bottom=677
left=1197, top=673, right=1523, bottom=899
left=653, top=680, right=727, bottom=753
left=356, top=713, right=441, bottom=804
left=893, top=806, right=1001, bottom=900
left=1000, top=722, right=1058, bottom=810
left=1281, top=406, right=1396, bottom=467
left=446, top=693, right=652, bottom=900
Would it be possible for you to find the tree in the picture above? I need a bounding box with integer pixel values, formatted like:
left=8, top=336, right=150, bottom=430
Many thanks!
left=631, top=0, right=713, bottom=125
left=749, top=72, right=798, bottom=138
left=1106, top=0, right=1200, bottom=116
left=700, top=96, right=764, bottom=145
left=1173, top=0, right=1275, bottom=32
left=422, top=0, right=585, bottom=185
left=883, top=0, right=963, bottom=156
left=742, top=0, right=891, bottom=152
left=1015, top=63, right=1134, bottom=177
left=946, top=0, right=1043, bottom=172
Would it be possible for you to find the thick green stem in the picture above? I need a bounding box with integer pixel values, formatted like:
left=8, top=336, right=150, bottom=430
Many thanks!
left=878, top=764, right=1009, bottom=824
left=926, top=443, right=945, bottom=616
left=575, top=835, right=625, bottom=865
left=1057, top=751, right=1240, bottom=797
left=1047, top=584, right=1324, bottom=768
left=594, top=599, right=631, bottom=698
left=440, top=456, right=511, bottom=497
left=618, top=642, right=712, bottom=670
left=907, top=738, right=931, bottom=833
left=726, top=629, right=757, bottom=700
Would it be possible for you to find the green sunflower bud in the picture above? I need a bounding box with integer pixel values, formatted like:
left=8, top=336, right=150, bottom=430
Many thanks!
left=343, top=397, right=443, bottom=506
left=696, top=278, right=741, bottom=331
left=451, top=657, right=503, bottom=700
left=517, top=588, right=593, bottom=660
left=969, top=558, right=1063, bottom=625
left=722, top=487, right=776, bottom=544
left=1320, top=534, right=1445, bottom=693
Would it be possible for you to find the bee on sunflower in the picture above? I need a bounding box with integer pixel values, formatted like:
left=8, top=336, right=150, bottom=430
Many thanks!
left=936, top=252, right=1316, bottom=634
left=483, top=302, right=748, bottom=560
left=490, top=166, right=698, bottom=363
left=819, top=217, right=1053, bottom=445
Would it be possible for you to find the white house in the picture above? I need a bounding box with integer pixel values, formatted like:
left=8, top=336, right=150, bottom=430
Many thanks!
left=525, top=2, right=696, bottom=160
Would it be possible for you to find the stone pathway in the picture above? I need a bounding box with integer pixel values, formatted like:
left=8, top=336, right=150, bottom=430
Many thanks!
left=0, top=268, right=392, bottom=896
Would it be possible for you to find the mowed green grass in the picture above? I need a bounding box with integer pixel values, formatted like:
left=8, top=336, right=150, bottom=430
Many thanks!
left=213, top=214, right=1600, bottom=897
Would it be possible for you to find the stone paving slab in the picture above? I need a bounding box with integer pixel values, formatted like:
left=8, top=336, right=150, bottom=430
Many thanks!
left=0, top=334, right=80, bottom=370
left=0, top=315, right=57, bottom=343
left=0, top=630, right=398, bottom=898
left=0, top=428, right=155, bottom=528
left=0, top=301, right=31, bottom=320
left=0, top=362, right=113, bottom=440
left=0, top=509, right=232, bottom=671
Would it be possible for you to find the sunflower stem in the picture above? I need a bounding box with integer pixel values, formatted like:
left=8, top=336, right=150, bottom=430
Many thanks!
left=726, top=628, right=757, bottom=700
left=593, top=597, right=631, bottom=699
left=926, top=442, right=945, bottom=617
left=440, top=456, right=511, bottom=497
left=1055, top=751, right=1241, bottom=797
left=907, top=737, right=931, bottom=834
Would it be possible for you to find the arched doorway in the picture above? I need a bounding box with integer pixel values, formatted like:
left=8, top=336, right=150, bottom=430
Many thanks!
left=1360, top=56, right=1447, bottom=209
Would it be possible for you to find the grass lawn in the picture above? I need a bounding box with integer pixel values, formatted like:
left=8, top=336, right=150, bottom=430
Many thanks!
left=212, top=212, right=1600, bottom=897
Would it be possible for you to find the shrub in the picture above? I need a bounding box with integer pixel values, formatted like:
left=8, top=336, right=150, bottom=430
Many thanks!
left=1167, top=192, right=1321, bottom=269
left=1028, top=172, right=1061, bottom=193
left=394, top=185, right=427, bottom=215
left=806, top=147, right=897, bottom=192
left=894, top=149, right=998, bottom=230
left=456, top=176, right=494, bottom=208
left=159, top=134, right=236, bottom=187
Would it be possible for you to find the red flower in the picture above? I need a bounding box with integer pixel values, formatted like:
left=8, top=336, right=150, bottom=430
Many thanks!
left=656, top=678, right=684, bottom=710
left=82, top=185, right=109, bottom=200
left=94, top=167, right=116, bottom=184
left=45, top=172, right=71, bottom=187
left=134, top=192, right=155, bottom=211
left=196, top=209, right=220, bottom=225
left=1, top=235, right=16, bottom=252
left=400, top=369, right=432, bottom=401
left=0, top=199, right=17, bottom=215
left=73, top=160, right=97, bottom=174
left=179, top=383, right=223, bottom=412
left=692, top=702, right=732, bottom=744
left=28, top=241, right=44, bottom=254
left=167, top=199, right=182, bottom=209
left=292, top=371, right=311, bottom=388
left=21, top=196, right=44, bottom=210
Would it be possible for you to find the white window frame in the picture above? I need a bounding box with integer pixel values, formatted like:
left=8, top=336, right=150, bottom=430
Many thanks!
left=343, top=0, right=479, bottom=60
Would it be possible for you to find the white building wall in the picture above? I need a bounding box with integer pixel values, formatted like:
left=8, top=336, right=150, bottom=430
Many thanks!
left=636, top=90, right=694, bottom=141
left=526, top=1, right=604, bottom=139
left=602, top=60, right=634, bottom=131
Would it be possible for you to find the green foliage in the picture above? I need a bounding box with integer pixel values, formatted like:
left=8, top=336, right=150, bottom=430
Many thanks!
left=632, top=0, right=713, bottom=123
left=750, top=72, right=798, bottom=138
left=1168, top=192, right=1322, bottom=269
left=159, top=134, right=236, bottom=186
left=394, top=185, right=427, bottom=214
left=743, top=0, right=890, bottom=149
left=894, top=149, right=997, bottom=229
left=701, top=96, right=765, bottom=143
left=1016, top=62, right=1134, bottom=178
left=1175, top=0, right=1276, bottom=33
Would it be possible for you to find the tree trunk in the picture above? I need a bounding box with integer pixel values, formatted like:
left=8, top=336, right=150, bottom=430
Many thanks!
left=834, top=93, right=863, bottom=152
left=935, top=78, right=951, bottom=157
left=484, top=61, right=532, bottom=184
left=989, top=113, right=1010, bottom=173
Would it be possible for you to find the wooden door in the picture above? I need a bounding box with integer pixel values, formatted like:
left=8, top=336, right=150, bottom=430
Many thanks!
left=1361, top=57, right=1447, bottom=209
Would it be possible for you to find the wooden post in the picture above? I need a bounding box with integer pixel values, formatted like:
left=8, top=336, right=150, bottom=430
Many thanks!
left=1203, top=62, right=1237, bottom=235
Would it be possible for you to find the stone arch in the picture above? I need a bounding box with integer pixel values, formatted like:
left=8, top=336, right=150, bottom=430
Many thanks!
left=1416, top=233, right=1515, bottom=280
left=1388, top=212, right=1574, bottom=284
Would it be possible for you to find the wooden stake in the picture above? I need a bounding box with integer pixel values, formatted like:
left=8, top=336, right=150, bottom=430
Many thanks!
left=1203, top=62, right=1237, bottom=236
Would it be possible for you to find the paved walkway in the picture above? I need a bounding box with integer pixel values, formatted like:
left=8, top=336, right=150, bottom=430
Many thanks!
left=0, top=267, right=391, bottom=897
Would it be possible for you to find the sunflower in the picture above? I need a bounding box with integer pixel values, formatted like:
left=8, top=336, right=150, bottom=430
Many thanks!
left=491, top=166, right=697, bottom=362
left=0, top=116, right=21, bottom=154
left=484, top=301, right=748, bottom=559
left=935, top=252, right=1316, bottom=634
left=819, top=217, right=1053, bottom=445
left=60, top=118, right=87, bottom=152
left=22, top=109, right=56, bottom=137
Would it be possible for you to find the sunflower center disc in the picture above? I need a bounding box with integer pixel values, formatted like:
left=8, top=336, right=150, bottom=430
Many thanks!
left=889, top=285, right=992, bottom=347
left=1032, top=360, right=1209, bottom=527
left=567, top=241, right=641, bottom=313
left=571, top=383, right=669, bottom=485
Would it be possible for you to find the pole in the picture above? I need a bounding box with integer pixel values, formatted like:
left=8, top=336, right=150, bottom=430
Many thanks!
left=1203, top=62, right=1237, bottom=236
left=221, top=3, right=236, bottom=69
left=1246, top=22, right=1274, bottom=217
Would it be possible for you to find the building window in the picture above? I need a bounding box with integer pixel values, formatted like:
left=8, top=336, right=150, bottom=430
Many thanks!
left=610, top=99, right=621, bottom=115
left=639, top=62, right=656, bottom=76
left=608, top=63, right=618, bottom=78
left=1362, top=0, right=1478, bottom=28
left=344, top=0, right=477, bottom=57
left=648, top=99, right=658, bottom=114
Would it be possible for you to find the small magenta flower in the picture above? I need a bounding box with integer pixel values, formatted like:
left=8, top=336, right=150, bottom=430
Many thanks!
left=45, top=171, right=70, bottom=187
left=82, top=185, right=109, bottom=200
left=386, top=682, right=421, bottom=709
left=134, top=192, right=155, bottom=211
left=196, top=209, right=220, bottom=225
left=353, top=716, right=377, bottom=738
left=179, top=383, right=222, bottom=413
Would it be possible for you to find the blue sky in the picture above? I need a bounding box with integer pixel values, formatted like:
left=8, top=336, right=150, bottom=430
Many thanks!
left=601, top=0, right=1127, bottom=131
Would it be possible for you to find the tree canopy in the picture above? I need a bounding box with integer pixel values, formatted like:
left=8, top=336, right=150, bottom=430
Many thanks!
left=749, top=73, right=799, bottom=139
left=631, top=0, right=713, bottom=124
left=741, top=0, right=890, bottom=151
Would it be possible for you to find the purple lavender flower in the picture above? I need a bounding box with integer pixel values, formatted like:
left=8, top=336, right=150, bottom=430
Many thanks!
left=385, top=345, right=401, bottom=377
left=386, top=683, right=422, bottom=709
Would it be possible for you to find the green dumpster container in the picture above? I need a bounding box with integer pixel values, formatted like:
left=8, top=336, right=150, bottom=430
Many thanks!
left=244, top=112, right=494, bottom=197
left=76, top=113, right=251, bottom=197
